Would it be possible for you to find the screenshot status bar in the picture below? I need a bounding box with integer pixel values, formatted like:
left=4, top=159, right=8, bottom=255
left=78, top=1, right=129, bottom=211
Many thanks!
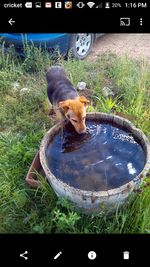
left=0, top=2, right=149, bottom=9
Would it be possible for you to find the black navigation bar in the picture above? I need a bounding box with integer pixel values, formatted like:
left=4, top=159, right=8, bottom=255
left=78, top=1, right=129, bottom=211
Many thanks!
left=0, top=234, right=149, bottom=265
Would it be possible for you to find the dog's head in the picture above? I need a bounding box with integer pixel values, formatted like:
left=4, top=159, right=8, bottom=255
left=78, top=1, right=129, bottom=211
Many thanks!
left=58, top=96, right=89, bottom=134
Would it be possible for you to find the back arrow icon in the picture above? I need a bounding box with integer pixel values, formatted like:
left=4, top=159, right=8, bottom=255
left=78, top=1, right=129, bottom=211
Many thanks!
left=8, top=18, right=15, bottom=25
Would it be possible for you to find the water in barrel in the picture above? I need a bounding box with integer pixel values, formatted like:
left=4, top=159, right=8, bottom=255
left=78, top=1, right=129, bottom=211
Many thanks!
left=46, top=119, right=146, bottom=191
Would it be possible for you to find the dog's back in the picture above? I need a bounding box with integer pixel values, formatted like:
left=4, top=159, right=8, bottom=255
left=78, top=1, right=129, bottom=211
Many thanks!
left=46, top=66, right=77, bottom=105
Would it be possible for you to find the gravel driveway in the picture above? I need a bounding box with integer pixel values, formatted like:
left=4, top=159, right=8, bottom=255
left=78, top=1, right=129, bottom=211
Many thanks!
left=88, top=34, right=150, bottom=63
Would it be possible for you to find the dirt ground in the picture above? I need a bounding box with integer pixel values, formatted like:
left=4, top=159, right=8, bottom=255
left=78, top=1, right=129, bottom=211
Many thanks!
left=87, top=34, right=150, bottom=63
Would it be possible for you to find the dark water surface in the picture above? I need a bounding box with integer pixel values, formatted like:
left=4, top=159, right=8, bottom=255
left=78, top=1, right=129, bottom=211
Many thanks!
left=46, top=120, right=146, bottom=191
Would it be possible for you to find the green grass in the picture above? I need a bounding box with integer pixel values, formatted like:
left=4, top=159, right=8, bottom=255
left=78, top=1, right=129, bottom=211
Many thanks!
left=0, top=41, right=150, bottom=233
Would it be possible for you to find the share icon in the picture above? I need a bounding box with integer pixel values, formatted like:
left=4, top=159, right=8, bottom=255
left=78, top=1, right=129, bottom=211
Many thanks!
left=20, top=250, right=28, bottom=260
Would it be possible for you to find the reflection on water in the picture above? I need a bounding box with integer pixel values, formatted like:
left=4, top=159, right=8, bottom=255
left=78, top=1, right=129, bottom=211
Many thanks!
left=46, top=120, right=146, bottom=191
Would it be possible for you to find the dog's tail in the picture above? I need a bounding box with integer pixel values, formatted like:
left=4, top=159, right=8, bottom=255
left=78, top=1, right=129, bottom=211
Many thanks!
left=46, top=65, right=67, bottom=83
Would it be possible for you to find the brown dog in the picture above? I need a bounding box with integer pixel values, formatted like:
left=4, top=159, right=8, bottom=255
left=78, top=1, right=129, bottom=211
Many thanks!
left=46, top=66, right=89, bottom=134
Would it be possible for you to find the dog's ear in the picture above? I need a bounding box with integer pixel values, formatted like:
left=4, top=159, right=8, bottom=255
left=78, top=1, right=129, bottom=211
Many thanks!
left=58, top=100, right=70, bottom=112
left=78, top=96, right=90, bottom=105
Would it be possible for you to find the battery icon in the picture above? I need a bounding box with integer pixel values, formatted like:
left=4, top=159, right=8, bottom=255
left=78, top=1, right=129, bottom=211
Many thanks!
left=105, top=2, right=110, bottom=8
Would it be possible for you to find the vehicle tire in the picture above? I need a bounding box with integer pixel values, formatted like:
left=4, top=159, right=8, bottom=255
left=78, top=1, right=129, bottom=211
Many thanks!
left=68, top=33, right=94, bottom=60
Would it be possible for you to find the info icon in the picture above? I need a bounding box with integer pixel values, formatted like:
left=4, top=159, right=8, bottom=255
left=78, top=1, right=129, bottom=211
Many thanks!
left=88, top=251, right=97, bottom=260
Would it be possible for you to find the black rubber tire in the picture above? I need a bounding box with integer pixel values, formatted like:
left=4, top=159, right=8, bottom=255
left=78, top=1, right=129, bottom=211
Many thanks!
left=68, top=33, right=94, bottom=60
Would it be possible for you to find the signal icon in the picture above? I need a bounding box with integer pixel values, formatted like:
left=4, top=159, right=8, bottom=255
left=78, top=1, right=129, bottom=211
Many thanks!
left=95, top=2, right=103, bottom=8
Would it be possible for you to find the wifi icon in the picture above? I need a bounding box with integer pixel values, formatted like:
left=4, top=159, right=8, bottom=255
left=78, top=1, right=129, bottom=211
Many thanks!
left=87, top=2, right=95, bottom=8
